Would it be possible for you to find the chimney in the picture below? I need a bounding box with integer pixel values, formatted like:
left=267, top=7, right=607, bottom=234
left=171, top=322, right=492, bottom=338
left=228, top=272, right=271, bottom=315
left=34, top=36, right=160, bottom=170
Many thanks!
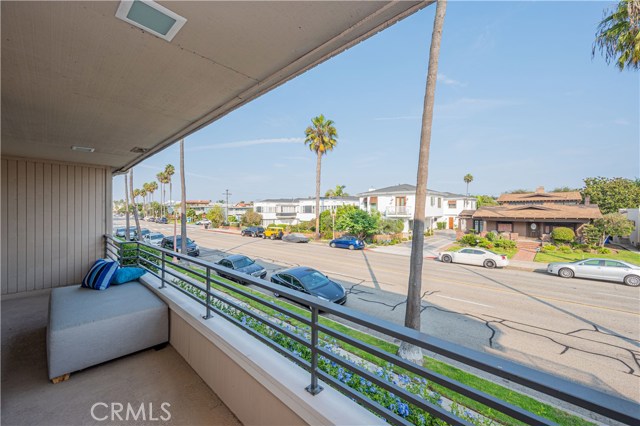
left=585, top=196, right=590, bottom=205
left=535, top=186, right=545, bottom=194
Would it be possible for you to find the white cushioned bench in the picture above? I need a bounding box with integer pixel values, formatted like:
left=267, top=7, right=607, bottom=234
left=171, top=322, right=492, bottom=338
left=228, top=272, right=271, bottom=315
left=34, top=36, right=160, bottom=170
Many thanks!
left=47, top=281, right=168, bottom=381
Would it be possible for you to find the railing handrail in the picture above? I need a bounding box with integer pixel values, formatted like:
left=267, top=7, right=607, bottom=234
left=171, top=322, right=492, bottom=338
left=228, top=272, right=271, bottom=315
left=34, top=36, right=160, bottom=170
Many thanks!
left=104, top=234, right=639, bottom=425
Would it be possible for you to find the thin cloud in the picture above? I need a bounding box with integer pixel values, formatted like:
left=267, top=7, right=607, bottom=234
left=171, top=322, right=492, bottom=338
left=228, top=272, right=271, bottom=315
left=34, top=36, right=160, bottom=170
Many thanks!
left=437, top=73, right=467, bottom=87
left=373, top=115, right=421, bottom=121
left=187, top=137, right=304, bottom=152
left=613, top=118, right=630, bottom=126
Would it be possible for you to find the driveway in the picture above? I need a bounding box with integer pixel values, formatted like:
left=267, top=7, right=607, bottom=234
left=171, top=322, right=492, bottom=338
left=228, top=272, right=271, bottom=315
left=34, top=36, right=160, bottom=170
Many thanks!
left=370, top=230, right=456, bottom=257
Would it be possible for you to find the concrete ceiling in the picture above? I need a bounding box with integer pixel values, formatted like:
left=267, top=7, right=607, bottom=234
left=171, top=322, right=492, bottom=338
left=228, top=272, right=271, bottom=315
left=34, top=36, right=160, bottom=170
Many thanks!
left=1, top=1, right=429, bottom=172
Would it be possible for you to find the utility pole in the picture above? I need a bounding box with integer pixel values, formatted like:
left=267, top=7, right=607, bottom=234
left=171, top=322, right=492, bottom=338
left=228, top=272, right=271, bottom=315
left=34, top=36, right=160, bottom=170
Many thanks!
left=223, top=189, right=231, bottom=223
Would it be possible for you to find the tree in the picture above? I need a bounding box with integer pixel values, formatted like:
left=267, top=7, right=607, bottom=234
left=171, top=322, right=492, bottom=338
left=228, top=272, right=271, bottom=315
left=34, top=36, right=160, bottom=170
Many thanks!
left=586, top=213, right=635, bottom=246
left=325, top=185, right=348, bottom=197
left=552, top=186, right=579, bottom=192
left=129, top=169, right=141, bottom=240
left=506, top=189, right=530, bottom=194
left=582, top=177, right=640, bottom=214
left=335, top=207, right=379, bottom=239
left=206, top=205, right=225, bottom=228
left=400, top=0, right=447, bottom=364
left=380, top=219, right=405, bottom=234
left=463, top=173, right=473, bottom=196
left=241, top=209, right=262, bottom=226
left=179, top=141, right=187, bottom=255
left=164, top=164, right=176, bottom=250
left=593, top=0, right=640, bottom=70
left=304, top=114, right=338, bottom=239
left=475, top=195, right=498, bottom=208
left=156, top=172, right=168, bottom=217
left=186, top=209, right=197, bottom=221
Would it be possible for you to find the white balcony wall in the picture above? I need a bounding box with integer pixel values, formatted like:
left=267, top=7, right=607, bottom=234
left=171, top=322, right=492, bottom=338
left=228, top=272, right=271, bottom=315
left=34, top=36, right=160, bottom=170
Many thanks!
left=1, top=157, right=112, bottom=295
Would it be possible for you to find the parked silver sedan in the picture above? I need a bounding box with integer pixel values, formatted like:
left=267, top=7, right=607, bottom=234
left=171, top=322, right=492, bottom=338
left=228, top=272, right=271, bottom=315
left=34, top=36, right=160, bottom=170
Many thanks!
left=547, top=258, right=640, bottom=286
left=438, top=248, right=509, bottom=269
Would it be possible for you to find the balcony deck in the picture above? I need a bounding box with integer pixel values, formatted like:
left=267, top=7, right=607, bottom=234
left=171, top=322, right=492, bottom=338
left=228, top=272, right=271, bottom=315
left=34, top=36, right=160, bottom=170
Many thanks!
left=1, top=291, right=241, bottom=426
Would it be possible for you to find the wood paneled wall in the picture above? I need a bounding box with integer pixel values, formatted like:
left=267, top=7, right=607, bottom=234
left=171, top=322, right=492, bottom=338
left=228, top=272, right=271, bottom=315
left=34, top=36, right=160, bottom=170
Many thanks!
left=1, top=157, right=112, bottom=295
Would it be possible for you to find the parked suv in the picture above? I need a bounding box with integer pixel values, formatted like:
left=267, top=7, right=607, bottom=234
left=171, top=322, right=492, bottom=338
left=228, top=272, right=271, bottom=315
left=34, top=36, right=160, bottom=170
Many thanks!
left=263, top=226, right=284, bottom=240
left=241, top=226, right=264, bottom=237
left=161, top=236, right=200, bottom=257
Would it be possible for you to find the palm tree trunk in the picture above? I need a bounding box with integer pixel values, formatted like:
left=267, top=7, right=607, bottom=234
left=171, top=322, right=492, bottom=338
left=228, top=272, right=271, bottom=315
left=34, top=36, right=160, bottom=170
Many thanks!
left=124, top=175, right=130, bottom=239
left=129, top=170, right=141, bottom=241
left=466, top=182, right=469, bottom=196
left=399, top=0, right=447, bottom=364
left=180, top=140, right=187, bottom=254
left=315, top=151, right=322, bottom=239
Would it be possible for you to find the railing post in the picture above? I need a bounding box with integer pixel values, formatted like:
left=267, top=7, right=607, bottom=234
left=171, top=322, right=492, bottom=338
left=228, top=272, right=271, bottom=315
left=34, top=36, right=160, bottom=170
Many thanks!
left=118, top=240, right=123, bottom=266
left=136, top=242, right=140, bottom=267
left=306, top=306, right=323, bottom=395
left=160, top=251, right=166, bottom=289
left=203, top=267, right=212, bottom=319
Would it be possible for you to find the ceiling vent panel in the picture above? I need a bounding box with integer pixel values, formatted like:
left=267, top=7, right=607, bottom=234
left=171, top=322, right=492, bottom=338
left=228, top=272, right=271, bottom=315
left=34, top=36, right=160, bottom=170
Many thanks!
left=116, top=0, right=187, bottom=42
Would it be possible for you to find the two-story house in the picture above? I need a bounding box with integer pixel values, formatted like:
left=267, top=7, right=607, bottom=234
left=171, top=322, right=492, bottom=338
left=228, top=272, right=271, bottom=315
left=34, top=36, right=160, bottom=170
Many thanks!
left=254, top=197, right=360, bottom=226
left=358, top=184, right=476, bottom=232
left=296, top=197, right=360, bottom=223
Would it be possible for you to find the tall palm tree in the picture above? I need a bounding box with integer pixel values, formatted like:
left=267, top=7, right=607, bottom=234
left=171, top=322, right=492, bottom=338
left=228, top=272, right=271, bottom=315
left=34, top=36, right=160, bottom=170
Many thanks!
left=139, top=188, right=147, bottom=217
left=164, top=164, right=176, bottom=249
left=142, top=182, right=151, bottom=216
left=156, top=172, right=166, bottom=217
left=593, top=0, right=640, bottom=70
left=399, top=0, right=448, bottom=364
left=304, top=114, right=338, bottom=238
left=180, top=140, right=188, bottom=254
left=464, top=173, right=474, bottom=196
left=129, top=170, right=141, bottom=240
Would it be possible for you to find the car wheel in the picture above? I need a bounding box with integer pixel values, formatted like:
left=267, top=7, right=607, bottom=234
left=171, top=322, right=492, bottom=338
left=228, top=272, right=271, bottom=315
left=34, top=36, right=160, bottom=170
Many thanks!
left=330, top=242, right=336, bottom=248
left=483, top=259, right=496, bottom=269
left=262, top=234, right=266, bottom=239
left=624, top=274, right=640, bottom=287
left=558, top=268, right=574, bottom=279
left=348, top=245, right=355, bottom=250
left=270, top=235, right=275, bottom=240
left=442, top=254, right=452, bottom=263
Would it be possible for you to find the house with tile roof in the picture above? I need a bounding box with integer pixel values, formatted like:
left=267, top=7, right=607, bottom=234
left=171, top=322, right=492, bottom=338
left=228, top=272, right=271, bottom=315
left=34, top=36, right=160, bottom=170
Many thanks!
left=471, top=187, right=602, bottom=239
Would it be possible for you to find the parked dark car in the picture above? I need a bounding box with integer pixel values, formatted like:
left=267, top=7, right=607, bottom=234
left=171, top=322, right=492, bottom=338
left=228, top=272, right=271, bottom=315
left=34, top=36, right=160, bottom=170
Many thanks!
left=241, top=226, right=264, bottom=237
left=158, top=217, right=168, bottom=224
left=148, top=217, right=156, bottom=223
left=216, top=254, right=267, bottom=283
left=136, top=228, right=151, bottom=240
left=161, top=236, right=200, bottom=256
left=329, top=236, right=364, bottom=250
left=114, top=227, right=126, bottom=238
left=282, top=233, right=310, bottom=243
left=270, top=267, right=347, bottom=306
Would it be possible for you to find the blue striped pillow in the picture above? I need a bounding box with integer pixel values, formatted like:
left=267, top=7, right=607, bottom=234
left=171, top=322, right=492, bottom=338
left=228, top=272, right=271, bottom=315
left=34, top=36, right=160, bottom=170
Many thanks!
left=81, top=259, right=118, bottom=290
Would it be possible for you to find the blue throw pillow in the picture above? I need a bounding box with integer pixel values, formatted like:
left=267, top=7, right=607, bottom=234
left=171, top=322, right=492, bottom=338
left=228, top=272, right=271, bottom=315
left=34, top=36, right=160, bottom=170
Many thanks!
left=111, top=267, right=146, bottom=285
left=81, top=259, right=118, bottom=290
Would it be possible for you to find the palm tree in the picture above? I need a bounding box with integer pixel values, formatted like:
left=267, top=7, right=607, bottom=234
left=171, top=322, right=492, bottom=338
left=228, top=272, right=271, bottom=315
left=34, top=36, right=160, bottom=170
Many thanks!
left=399, top=0, right=448, bottom=364
left=325, top=185, right=348, bottom=198
left=139, top=188, right=147, bottom=217
left=464, top=173, right=474, bottom=196
left=142, top=182, right=151, bottom=216
left=156, top=172, right=166, bottom=217
left=164, top=164, right=176, bottom=249
left=304, top=114, right=338, bottom=238
left=593, top=0, right=640, bottom=70
left=129, top=170, right=141, bottom=240
left=179, top=140, right=187, bottom=254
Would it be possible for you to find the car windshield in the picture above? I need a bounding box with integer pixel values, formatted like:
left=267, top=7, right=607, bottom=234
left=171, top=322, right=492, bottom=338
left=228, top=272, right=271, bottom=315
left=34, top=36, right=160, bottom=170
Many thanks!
left=232, top=257, right=254, bottom=268
left=298, top=270, right=330, bottom=290
left=175, top=237, right=194, bottom=245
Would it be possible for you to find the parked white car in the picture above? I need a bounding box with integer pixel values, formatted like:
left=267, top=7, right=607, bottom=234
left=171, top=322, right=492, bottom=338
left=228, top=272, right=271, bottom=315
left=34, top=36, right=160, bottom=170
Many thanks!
left=195, top=219, right=211, bottom=226
left=144, top=232, right=165, bottom=247
left=438, top=248, right=509, bottom=269
left=547, top=258, right=640, bottom=286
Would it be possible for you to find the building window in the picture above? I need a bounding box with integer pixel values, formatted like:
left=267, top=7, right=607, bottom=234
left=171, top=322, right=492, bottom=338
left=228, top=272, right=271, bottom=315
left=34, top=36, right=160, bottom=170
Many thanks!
left=303, top=205, right=313, bottom=214
left=473, top=220, right=484, bottom=232
left=255, top=206, right=262, bottom=213
left=497, top=222, right=513, bottom=232
left=430, top=197, right=435, bottom=207
left=437, top=198, right=442, bottom=208
left=448, top=200, right=457, bottom=208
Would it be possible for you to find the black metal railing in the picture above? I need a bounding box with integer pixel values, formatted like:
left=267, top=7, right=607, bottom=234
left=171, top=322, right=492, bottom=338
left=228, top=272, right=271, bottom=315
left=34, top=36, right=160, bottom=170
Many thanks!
left=104, top=235, right=638, bottom=426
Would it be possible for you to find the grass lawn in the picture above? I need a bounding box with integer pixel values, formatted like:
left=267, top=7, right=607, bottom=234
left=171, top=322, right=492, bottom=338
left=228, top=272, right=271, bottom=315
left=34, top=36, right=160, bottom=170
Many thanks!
left=534, top=248, right=640, bottom=265
left=444, top=244, right=519, bottom=259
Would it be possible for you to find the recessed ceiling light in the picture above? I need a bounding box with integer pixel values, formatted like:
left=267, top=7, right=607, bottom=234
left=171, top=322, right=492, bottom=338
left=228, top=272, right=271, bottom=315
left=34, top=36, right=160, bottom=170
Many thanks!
left=71, top=146, right=95, bottom=153
left=116, top=0, right=187, bottom=42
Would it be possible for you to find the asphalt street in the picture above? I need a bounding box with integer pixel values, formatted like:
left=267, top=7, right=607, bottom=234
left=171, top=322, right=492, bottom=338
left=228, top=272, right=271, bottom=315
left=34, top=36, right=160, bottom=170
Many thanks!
left=120, top=220, right=640, bottom=403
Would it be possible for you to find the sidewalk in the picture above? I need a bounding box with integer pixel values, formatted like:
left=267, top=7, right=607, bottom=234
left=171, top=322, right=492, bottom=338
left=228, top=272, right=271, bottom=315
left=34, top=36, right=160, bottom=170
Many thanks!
left=507, top=259, right=547, bottom=272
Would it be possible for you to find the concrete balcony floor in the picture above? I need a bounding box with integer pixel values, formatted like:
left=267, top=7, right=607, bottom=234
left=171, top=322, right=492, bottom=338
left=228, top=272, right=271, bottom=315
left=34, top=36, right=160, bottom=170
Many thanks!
left=1, top=292, right=241, bottom=426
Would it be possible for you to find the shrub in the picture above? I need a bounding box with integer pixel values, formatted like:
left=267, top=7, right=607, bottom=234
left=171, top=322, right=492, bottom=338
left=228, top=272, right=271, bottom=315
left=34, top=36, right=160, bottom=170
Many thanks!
left=597, top=247, right=611, bottom=254
left=478, top=240, right=494, bottom=249
left=494, top=239, right=516, bottom=249
left=540, top=245, right=556, bottom=253
left=459, top=234, right=480, bottom=246
left=551, top=227, right=575, bottom=244
left=573, top=243, right=592, bottom=252
left=558, top=245, right=573, bottom=253
left=486, top=231, right=497, bottom=242
left=424, top=229, right=434, bottom=237
left=436, top=222, right=446, bottom=230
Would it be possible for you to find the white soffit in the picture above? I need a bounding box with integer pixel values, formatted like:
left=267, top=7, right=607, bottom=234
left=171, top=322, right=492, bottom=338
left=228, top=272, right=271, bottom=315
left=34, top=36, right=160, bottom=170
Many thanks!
left=1, top=1, right=431, bottom=171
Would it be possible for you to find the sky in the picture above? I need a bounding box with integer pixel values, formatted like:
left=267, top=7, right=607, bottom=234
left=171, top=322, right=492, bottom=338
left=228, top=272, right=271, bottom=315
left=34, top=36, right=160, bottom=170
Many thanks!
left=113, top=1, right=639, bottom=203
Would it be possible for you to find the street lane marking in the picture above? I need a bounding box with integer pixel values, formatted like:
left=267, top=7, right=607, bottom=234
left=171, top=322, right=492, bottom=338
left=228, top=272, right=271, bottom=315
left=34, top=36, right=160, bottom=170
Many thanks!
left=434, top=295, right=493, bottom=308
left=595, top=292, right=639, bottom=300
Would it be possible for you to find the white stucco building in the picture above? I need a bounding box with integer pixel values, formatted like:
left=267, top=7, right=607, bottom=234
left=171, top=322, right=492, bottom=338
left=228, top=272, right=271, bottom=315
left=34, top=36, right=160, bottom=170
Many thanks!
left=616, top=208, right=640, bottom=247
left=357, top=184, right=476, bottom=232
left=253, top=197, right=359, bottom=226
